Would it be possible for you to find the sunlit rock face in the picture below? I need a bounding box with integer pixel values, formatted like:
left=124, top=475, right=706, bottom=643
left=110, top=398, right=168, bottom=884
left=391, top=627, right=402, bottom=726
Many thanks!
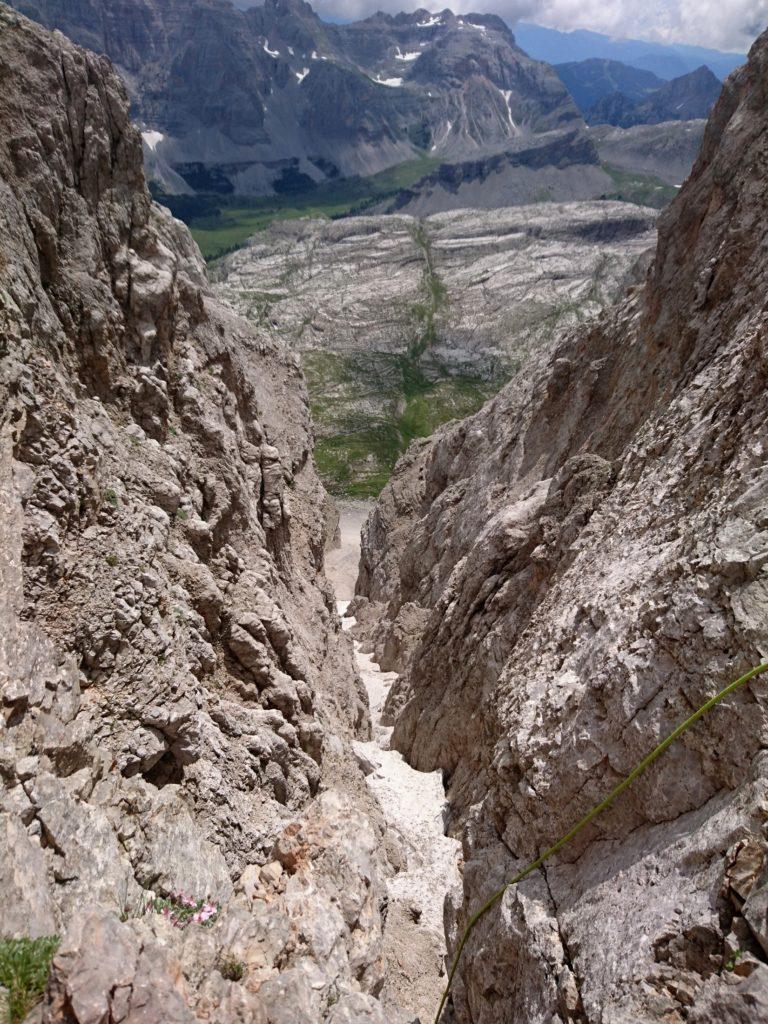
left=0, top=6, right=407, bottom=1021
left=358, top=25, right=768, bottom=1024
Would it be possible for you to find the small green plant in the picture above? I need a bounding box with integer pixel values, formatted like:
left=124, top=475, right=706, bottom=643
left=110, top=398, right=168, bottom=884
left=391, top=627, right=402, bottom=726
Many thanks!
left=104, top=489, right=119, bottom=507
left=175, top=509, right=189, bottom=521
left=218, top=956, right=245, bottom=982
left=0, top=936, right=59, bottom=1024
left=119, top=890, right=150, bottom=923
left=725, top=948, right=744, bottom=971
left=105, top=554, right=118, bottom=567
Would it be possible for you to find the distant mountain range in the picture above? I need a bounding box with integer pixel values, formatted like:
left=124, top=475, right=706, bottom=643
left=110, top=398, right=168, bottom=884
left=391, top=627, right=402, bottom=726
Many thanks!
left=9, top=0, right=581, bottom=196
left=557, top=61, right=723, bottom=127
left=8, top=0, right=729, bottom=220
left=555, top=59, right=664, bottom=110
left=514, top=22, right=746, bottom=81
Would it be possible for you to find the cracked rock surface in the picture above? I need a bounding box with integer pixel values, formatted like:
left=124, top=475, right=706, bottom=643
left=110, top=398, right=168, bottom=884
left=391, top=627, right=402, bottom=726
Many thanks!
left=215, top=204, right=656, bottom=495
left=356, top=26, right=768, bottom=1024
left=215, top=204, right=657, bottom=382
left=0, top=6, right=407, bottom=1021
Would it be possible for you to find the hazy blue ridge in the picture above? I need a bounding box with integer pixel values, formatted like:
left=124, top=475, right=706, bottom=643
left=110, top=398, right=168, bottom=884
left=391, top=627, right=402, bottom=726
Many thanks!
left=514, top=22, right=746, bottom=81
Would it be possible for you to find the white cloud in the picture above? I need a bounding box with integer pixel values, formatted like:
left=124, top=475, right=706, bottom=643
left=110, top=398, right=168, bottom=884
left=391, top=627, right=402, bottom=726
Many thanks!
left=310, top=0, right=768, bottom=52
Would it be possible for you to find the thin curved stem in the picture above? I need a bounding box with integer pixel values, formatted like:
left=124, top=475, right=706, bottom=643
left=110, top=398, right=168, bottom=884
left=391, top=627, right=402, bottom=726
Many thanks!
left=434, top=662, right=768, bottom=1024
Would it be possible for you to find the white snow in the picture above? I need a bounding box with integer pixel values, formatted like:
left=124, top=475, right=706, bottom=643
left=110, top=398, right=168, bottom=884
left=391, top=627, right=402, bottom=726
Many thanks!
left=141, top=130, right=164, bottom=152
left=394, top=47, right=421, bottom=62
left=344, top=629, right=461, bottom=937
left=431, top=119, right=453, bottom=150
left=417, top=15, right=442, bottom=27
left=330, top=502, right=461, bottom=953
left=375, top=76, right=404, bottom=87
left=263, top=39, right=280, bottom=58
left=500, top=89, right=519, bottom=134
left=288, top=46, right=294, bottom=55
left=296, top=68, right=310, bottom=83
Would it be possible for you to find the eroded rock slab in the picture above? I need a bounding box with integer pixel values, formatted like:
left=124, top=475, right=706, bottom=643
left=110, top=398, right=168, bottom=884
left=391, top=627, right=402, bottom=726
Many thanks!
left=215, top=203, right=656, bottom=494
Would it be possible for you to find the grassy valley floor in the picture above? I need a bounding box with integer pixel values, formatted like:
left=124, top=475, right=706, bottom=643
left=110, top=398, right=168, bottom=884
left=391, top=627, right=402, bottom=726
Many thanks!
left=305, top=351, right=501, bottom=498
left=156, top=154, right=441, bottom=262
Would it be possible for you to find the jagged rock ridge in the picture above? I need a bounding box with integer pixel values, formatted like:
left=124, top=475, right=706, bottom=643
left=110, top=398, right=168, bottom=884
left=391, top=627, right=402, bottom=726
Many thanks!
left=0, top=5, right=411, bottom=1021
left=356, top=25, right=768, bottom=1024
left=8, top=0, right=582, bottom=196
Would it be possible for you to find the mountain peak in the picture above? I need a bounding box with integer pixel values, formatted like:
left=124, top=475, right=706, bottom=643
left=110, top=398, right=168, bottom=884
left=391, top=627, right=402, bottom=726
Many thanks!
left=6, top=0, right=581, bottom=196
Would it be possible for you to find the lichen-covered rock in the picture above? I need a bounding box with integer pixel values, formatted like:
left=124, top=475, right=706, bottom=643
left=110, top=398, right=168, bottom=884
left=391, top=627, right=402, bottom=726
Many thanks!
left=359, top=26, right=768, bottom=1024
left=0, top=5, right=392, bottom=1020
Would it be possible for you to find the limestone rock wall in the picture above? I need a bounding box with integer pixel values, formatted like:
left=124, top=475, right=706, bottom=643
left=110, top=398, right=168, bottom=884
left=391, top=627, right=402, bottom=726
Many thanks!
left=358, top=26, right=768, bottom=1024
left=0, top=6, right=397, bottom=1021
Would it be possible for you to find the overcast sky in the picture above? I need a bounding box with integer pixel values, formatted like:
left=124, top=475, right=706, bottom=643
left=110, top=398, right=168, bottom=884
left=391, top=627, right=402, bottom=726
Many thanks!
left=310, top=0, right=767, bottom=52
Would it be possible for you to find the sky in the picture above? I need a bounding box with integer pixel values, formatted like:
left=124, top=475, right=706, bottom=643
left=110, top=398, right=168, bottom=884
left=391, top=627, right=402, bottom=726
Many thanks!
left=309, top=0, right=768, bottom=52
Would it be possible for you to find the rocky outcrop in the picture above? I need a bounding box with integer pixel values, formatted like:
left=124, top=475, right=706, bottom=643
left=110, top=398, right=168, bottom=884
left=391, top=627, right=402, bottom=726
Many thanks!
left=8, top=0, right=582, bottom=195
left=215, top=203, right=656, bottom=495
left=0, top=6, right=407, bottom=1020
left=589, top=120, right=706, bottom=186
left=216, top=202, right=656, bottom=374
left=357, top=26, right=768, bottom=1024
left=381, top=129, right=617, bottom=214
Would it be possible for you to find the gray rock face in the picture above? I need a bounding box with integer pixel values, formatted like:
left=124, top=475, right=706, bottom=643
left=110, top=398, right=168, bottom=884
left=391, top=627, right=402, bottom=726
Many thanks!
left=214, top=203, right=656, bottom=494
left=8, top=0, right=582, bottom=196
left=589, top=120, right=706, bottom=186
left=375, top=120, right=699, bottom=216
left=381, top=129, right=617, bottom=214
left=0, top=5, right=402, bottom=1020
left=357, top=23, right=768, bottom=1024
